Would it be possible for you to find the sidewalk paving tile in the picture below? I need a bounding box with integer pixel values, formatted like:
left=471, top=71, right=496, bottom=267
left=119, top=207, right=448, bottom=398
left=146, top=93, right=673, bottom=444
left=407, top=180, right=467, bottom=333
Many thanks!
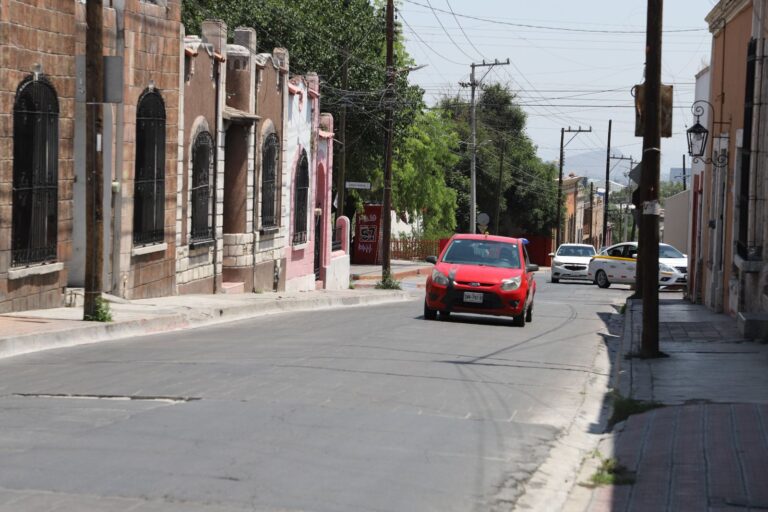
left=573, top=297, right=768, bottom=512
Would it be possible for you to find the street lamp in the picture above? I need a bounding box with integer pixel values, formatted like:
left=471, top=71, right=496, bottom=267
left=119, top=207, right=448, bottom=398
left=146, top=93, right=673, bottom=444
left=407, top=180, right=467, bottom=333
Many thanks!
left=686, top=100, right=727, bottom=168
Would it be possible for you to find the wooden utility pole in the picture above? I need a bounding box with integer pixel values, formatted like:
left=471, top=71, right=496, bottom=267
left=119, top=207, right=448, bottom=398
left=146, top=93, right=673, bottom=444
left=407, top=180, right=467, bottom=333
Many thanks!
left=640, top=0, right=663, bottom=357
left=381, top=0, right=395, bottom=279
left=682, top=154, right=687, bottom=190
left=336, top=0, right=350, bottom=219
left=494, top=139, right=506, bottom=235
left=607, top=153, right=633, bottom=245
left=556, top=128, right=565, bottom=248
left=84, top=0, right=104, bottom=320
left=603, top=120, right=612, bottom=247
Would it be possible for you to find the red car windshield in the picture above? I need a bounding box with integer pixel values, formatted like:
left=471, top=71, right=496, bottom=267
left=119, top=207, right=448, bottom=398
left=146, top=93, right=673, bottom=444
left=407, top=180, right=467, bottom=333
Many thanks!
left=442, top=239, right=521, bottom=269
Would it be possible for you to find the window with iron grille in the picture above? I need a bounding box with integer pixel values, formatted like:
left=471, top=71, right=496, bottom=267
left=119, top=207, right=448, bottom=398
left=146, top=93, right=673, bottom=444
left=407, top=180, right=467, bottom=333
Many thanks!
left=190, top=130, right=214, bottom=244
left=261, top=133, right=278, bottom=229
left=133, top=89, right=166, bottom=246
left=292, top=151, right=309, bottom=245
left=737, top=38, right=757, bottom=260
left=12, top=75, right=59, bottom=266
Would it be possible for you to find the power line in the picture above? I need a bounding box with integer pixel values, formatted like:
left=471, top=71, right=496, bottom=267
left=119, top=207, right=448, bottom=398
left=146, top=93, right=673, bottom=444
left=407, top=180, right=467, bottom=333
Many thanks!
left=422, top=0, right=476, bottom=61
left=402, top=0, right=707, bottom=34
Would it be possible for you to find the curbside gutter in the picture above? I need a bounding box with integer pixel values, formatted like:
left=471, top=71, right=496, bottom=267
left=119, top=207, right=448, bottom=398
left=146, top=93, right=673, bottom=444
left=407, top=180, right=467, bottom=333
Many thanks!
left=0, top=291, right=411, bottom=361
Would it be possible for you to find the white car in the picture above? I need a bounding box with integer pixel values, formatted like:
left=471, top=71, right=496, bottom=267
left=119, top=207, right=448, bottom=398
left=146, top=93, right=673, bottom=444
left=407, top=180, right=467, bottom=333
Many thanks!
left=549, top=244, right=597, bottom=282
left=587, top=242, right=688, bottom=289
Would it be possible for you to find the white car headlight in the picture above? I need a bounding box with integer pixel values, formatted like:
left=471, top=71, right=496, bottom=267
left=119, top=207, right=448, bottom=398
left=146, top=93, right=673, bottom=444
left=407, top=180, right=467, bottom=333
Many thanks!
left=659, top=263, right=675, bottom=274
left=552, top=258, right=562, bottom=267
left=501, top=276, right=522, bottom=291
left=431, top=269, right=450, bottom=286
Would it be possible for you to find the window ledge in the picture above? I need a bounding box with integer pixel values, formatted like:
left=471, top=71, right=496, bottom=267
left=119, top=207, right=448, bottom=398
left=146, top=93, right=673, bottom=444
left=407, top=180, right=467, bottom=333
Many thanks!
left=260, top=226, right=280, bottom=236
left=292, top=242, right=309, bottom=250
left=132, top=242, right=168, bottom=257
left=8, top=262, right=64, bottom=280
left=734, top=253, right=763, bottom=273
left=189, top=239, right=215, bottom=250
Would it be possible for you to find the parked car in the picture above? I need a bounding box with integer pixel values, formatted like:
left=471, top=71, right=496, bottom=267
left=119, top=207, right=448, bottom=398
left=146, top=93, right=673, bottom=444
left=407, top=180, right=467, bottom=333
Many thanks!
left=548, top=243, right=597, bottom=283
left=423, top=234, right=538, bottom=327
left=587, top=242, right=688, bottom=288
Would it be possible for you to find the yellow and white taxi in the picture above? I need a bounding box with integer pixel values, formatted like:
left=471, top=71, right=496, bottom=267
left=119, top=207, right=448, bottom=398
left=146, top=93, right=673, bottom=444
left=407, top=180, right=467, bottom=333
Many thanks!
left=587, top=242, right=688, bottom=289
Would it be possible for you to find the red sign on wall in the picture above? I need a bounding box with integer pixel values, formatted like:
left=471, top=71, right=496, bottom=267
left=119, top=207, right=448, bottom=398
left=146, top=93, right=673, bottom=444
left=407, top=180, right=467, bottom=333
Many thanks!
left=353, top=204, right=382, bottom=264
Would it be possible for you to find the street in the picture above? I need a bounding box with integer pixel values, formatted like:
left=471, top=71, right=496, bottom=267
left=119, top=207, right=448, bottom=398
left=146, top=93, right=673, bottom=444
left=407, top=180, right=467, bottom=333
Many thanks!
left=0, top=275, right=629, bottom=512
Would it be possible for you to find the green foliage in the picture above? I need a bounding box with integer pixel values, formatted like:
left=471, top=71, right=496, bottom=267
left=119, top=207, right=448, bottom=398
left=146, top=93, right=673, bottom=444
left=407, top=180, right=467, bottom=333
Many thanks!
left=660, top=180, right=685, bottom=206
left=608, top=391, right=663, bottom=428
left=439, top=84, right=558, bottom=235
left=84, top=297, right=113, bottom=322
left=375, top=275, right=401, bottom=290
left=392, top=110, right=459, bottom=236
left=586, top=456, right=635, bottom=487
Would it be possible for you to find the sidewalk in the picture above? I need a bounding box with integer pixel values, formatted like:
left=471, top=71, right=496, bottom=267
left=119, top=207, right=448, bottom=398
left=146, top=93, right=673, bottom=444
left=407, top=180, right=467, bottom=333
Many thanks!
left=564, top=298, right=768, bottom=512
left=0, top=288, right=410, bottom=361
left=350, top=259, right=433, bottom=289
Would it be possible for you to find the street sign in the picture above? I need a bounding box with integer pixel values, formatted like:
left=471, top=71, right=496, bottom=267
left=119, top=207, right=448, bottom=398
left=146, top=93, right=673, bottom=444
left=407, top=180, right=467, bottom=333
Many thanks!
left=345, top=181, right=371, bottom=190
left=629, top=162, right=642, bottom=185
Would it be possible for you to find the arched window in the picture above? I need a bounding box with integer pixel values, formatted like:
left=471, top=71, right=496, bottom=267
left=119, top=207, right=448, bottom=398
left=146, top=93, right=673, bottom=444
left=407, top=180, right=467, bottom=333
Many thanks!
left=133, top=88, right=166, bottom=246
left=190, top=130, right=214, bottom=243
left=12, top=75, right=59, bottom=266
left=261, top=133, right=278, bottom=229
left=292, top=151, right=309, bottom=245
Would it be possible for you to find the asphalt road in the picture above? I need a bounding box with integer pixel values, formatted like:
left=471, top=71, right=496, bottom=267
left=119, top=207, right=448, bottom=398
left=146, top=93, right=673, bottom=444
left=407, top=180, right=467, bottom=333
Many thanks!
left=0, top=274, right=630, bottom=512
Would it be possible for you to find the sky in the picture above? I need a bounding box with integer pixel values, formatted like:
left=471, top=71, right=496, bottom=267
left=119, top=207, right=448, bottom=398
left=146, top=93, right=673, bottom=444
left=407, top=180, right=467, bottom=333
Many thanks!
left=397, top=0, right=718, bottom=183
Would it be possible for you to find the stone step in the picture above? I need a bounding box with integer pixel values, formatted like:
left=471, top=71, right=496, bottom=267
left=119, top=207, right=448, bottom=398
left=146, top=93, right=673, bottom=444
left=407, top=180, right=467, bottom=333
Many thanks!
left=221, top=282, right=245, bottom=294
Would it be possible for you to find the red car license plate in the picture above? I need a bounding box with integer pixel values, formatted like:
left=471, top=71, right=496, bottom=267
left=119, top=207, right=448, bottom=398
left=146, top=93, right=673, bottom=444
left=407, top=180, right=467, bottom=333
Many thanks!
left=463, top=292, right=483, bottom=303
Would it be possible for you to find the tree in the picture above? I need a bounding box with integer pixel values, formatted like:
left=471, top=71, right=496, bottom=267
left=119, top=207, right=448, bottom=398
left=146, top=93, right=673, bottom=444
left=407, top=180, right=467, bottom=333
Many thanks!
left=439, top=84, right=558, bottom=235
left=391, top=110, right=459, bottom=237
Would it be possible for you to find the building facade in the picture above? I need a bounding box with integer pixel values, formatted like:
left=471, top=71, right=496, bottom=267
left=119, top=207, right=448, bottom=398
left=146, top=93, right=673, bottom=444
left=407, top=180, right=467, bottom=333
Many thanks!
left=691, top=0, right=768, bottom=338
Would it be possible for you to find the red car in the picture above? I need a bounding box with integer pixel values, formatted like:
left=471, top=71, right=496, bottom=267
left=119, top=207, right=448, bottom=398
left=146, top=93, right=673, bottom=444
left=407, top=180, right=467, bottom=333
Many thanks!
left=424, top=234, right=538, bottom=327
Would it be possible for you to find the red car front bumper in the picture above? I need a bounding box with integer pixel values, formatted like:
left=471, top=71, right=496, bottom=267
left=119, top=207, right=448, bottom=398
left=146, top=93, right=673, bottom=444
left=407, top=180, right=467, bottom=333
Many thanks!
left=426, top=281, right=528, bottom=317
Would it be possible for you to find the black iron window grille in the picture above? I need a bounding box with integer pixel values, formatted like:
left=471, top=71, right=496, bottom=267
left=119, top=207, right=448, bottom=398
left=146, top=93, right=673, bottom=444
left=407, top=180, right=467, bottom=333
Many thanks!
left=133, top=89, right=166, bottom=246
left=292, top=151, right=309, bottom=245
left=261, top=133, right=278, bottom=228
left=737, top=38, right=757, bottom=261
left=12, top=75, right=59, bottom=266
left=190, top=130, right=214, bottom=244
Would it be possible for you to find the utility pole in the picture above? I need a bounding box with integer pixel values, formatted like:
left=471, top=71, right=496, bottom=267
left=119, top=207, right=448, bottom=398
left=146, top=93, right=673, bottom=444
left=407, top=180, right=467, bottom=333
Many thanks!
left=494, top=139, right=506, bottom=235
left=640, top=0, right=663, bottom=357
left=460, top=59, right=509, bottom=233
left=555, top=126, right=592, bottom=247
left=606, top=153, right=633, bottom=247
left=682, top=154, right=687, bottom=190
left=336, top=0, right=350, bottom=219
left=603, top=120, right=612, bottom=247
left=84, top=0, right=104, bottom=320
left=589, top=182, right=595, bottom=246
left=381, top=0, right=395, bottom=280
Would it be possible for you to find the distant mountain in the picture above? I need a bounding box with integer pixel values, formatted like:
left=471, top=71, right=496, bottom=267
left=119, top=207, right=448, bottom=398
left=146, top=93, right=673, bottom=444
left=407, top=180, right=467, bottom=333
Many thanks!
left=563, top=150, right=631, bottom=181
left=560, top=149, right=672, bottom=182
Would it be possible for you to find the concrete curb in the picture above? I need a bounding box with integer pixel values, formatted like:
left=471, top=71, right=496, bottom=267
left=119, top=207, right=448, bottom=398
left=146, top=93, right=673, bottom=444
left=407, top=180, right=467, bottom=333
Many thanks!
left=510, top=305, right=620, bottom=511
left=0, top=291, right=411, bottom=361
left=351, top=266, right=432, bottom=281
